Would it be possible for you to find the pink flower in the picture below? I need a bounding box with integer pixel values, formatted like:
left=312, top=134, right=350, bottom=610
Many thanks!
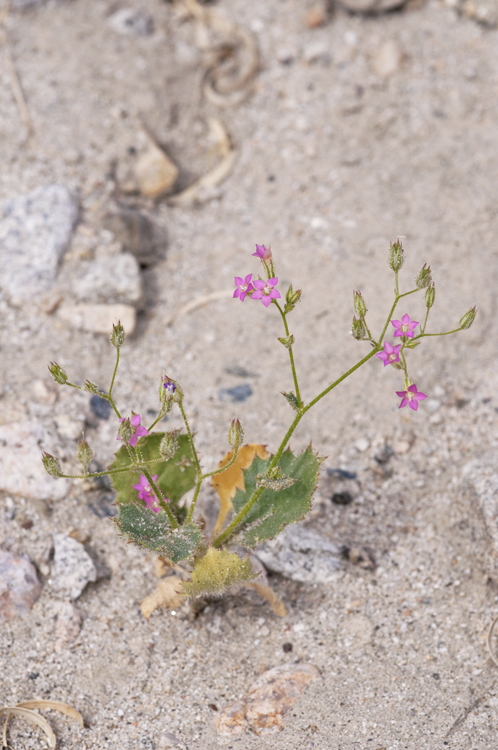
left=117, top=414, right=148, bottom=447
left=252, top=244, right=272, bottom=261
left=396, top=384, right=427, bottom=411
left=251, top=278, right=281, bottom=308
left=376, top=341, right=402, bottom=367
left=233, top=274, right=254, bottom=301
left=133, top=474, right=164, bottom=513
left=391, top=314, right=419, bottom=339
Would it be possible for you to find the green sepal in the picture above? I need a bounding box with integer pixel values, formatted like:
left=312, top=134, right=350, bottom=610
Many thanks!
left=114, top=505, right=201, bottom=562
left=232, top=445, right=322, bottom=548
left=281, top=391, right=300, bottom=412
left=109, top=432, right=196, bottom=506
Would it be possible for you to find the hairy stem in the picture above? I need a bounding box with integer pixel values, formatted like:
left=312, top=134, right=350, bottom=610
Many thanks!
left=275, top=301, right=302, bottom=407
left=142, top=466, right=178, bottom=527
left=178, top=400, right=203, bottom=521
left=213, top=347, right=378, bottom=548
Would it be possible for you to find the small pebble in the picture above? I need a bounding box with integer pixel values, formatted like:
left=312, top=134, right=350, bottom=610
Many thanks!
left=218, top=384, right=253, bottom=403
left=0, top=550, right=42, bottom=620
left=355, top=437, right=370, bottom=452
left=90, top=395, right=112, bottom=420
left=372, top=40, right=404, bottom=79
left=282, top=642, right=293, bottom=653
left=331, top=491, right=353, bottom=506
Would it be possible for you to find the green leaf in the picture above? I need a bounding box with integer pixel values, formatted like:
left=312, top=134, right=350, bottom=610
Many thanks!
left=109, top=433, right=196, bottom=506
left=115, top=504, right=201, bottom=562
left=231, top=445, right=321, bottom=547
left=183, top=547, right=256, bottom=598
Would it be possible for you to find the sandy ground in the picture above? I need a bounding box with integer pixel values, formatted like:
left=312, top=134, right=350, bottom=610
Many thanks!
left=1, top=0, right=498, bottom=747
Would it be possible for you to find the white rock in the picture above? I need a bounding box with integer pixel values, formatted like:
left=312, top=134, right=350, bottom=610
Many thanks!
left=72, top=254, right=143, bottom=307
left=256, top=524, right=340, bottom=583
left=52, top=533, right=97, bottom=600
left=0, top=420, right=69, bottom=500
left=0, top=185, right=78, bottom=304
left=0, top=550, right=42, bottom=620
left=372, top=40, right=404, bottom=79
left=355, top=437, right=370, bottom=453
left=54, top=601, right=82, bottom=651
left=57, top=303, right=136, bottom=335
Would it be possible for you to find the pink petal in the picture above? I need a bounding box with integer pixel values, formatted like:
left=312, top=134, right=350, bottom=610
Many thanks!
left=270, top=289, right=281, bottom=299
left=244, top=273, right=253, bottom=284
left=408, top=400, right=419, bottom=411
left=253, top=280, right=265, bottom=290
left=396, top=390, right=407, bottom=397
left=401, top=314, right=411, bottom=325
left=268, top=277, right=278, bottom=287
left=129, top=435, right=138, bottom=447
left=261, top=296, right=272, bottom=307
left=234, top=276, right=243, bottom=286
left=407, top=384, right=418, bottom=392
left=414, top=392, right=427, bottom=401
left=233, top=288, right=241, bottom=298
left=399, top=397, right=409, bottom=408
left=131, top=414, right=141, bottom=427
left=391, top=320, right=401, bottom=328
left=252, top=291, right=263, bottom=300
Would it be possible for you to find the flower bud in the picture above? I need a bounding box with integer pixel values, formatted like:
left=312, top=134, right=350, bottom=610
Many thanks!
left=117, top=417, right=133, bottom=443
left=425, top=283, right=436, bottom=309
left=353, top=290, right=367, bottom=318
left=84, top=380, right=99, bottom=395
left=48, top=362, right=68, bottom=385
left=159, top=430, right=180, bottom=460
left=42, top=452, right=63, bottom=478
left=76, top=438, right=93, bottom=471
left=281, top=391, right=299, bottom=412
left=228, top=418, right=244, bottom=450
left=110, top=321, right=126, bottom=349
left=415, top=263, right=432, bottom=289
left=388, top=239, right=405, bottom=273
left=278, top=334, right=295, bottom=349
left=351, top=316, right=366, bottom=340
left=459, top=305, right=477, bottom=330
left=284, top=285, right=302, bottom=313
left=160, top=375, right=183, bottom=408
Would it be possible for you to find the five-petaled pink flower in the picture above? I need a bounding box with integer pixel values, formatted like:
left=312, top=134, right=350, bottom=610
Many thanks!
left=391, top=314, right=419, bottom=339
left=233, top=274, right=254, bottom=301
left=396, top=384, right=427, bottom=411
left=252, top=244, right=272, bottom=261
left=251, top=278, right=281, bottom=308
left=133, top=474, right=165, bottom=513
left=117, top=414, right=148, bottom=447
left=376, top=341, right=402, bottom=367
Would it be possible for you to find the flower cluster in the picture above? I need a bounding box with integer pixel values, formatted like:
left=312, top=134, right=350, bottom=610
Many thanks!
left=234, top=245, right=281, bottom=308
left=374, top=313, right=427, bottom=409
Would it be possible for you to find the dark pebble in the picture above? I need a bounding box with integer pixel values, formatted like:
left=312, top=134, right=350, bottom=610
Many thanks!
left=21, top=519, right=34, bottom=530
left=282, top=642, right=293, bottom=653
left=28, top=672, right=39, bottom=680
left=326, top=468, right=357, bottom=480
left=432, top=673, right=440, bottom=680
left=331, top=491, right=353, bottom=505
left=90, top=395, right=112, bottom=420
left=218, top=384, right=253, bottom=403
left=208, top=704, right=218, bottom=711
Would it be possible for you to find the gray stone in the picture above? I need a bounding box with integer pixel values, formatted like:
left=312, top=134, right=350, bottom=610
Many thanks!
left=256, top=524, right=340, bottom=583
left=218, top=384, right=253, bottom=403
left=57, top=303, right=136, bottom=336
left=107, top=8, right=154, bottom=37
left=72, top=254, right=143, bottom=307
left=0, top=185, right=78, bottom=304
left=0, top=550, right=42, bottom=620
left=0, top=420, right=69, bottom=501
left=52, top=533, right=97, bottom=600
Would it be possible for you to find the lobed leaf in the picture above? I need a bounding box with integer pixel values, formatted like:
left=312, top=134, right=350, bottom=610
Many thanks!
left=232, top=445, right=322, bottom=547
left=110, top=432, right=196, bottom=505
left=115, top=504, right=201, bottom=563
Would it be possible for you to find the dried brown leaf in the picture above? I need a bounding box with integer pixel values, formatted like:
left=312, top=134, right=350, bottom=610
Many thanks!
left=15, top=700, right=84, bottom=727
left=211, top=443, right=269, bottom=540
left=141, top=576, right=185, bottom=620
left=245, top=581, right=287, bottom=617
left=1, top=707, right=56, bottom=749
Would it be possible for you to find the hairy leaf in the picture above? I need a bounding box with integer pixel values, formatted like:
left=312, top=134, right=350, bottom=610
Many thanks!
left=115, top=504, right=201, bottom=562
left=110, top=432, right=196, bottom=505
left=183, top=547, right=256, bottom=598
left=211, top=444, right=268, bottom=540
left=232, top=445, right=322, bottom=547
